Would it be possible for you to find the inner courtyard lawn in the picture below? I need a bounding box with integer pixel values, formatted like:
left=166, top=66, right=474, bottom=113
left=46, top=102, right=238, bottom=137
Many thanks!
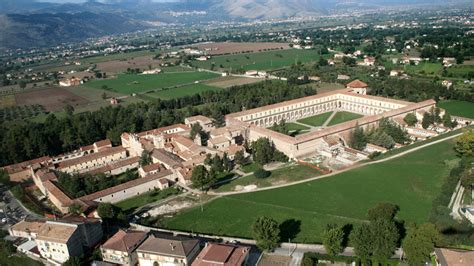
left=297, top=112, right=333, bottom=127
left=162, top=139, right=458, bottom=243
left=85, top=72, right=219, bottom=94
left=269, top=122, right=310, bottom=136
left=437, top=100, right=474, bottom=119
left=327, top=111, right=364, bottom=126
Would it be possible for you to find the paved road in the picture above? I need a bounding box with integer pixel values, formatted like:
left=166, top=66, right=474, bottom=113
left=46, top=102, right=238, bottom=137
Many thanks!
left=0, top=185, right=41, bottom=230
left=208, top=132, right=463, bottom=197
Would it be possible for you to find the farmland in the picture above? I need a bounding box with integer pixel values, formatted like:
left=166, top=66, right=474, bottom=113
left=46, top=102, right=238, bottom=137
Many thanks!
left=192, top=42, right=290, bottom=55
left=191, top=49, right=322, bottom=71
left=162, top=138, right=457, bottom=243
left=14, top=87, right=89, bottom=112
left=437, top=100, right=474, bottom=119
left=85, top=72, right=220, bottom=94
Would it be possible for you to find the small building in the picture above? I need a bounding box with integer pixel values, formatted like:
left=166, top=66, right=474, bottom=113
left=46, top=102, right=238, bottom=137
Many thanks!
left=434, top=248, right=474, bottom=266
left=141, top=69, right=162, bottom=75
left=185, top=115, right=214, bottom=131
left=337, top=74, right=350, bottom=80
left=36, top=222, right=83, bottom=264
left=136, top=234, right=200, bottom=266
left=442, top=80, right=453, bottom=89
left=59, top=78, right=82, bottom=87
left=191, top=243, right=250, bottom=266
left=101, top=230, right=148, bottom=266
left=346, top=79, right=368, bottom=95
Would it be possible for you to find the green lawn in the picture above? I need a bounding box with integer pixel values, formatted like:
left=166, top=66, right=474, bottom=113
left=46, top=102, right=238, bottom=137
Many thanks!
left=404, top=62, right=443, bottom=76
left=327, top=111, right=364, bottom=126
left=214, top=164, right=322, bottom=192
left=240, top=162, right=261, bottom=173
left=115, top=187, right=181, bottom=213
left=85, top=72, right=220, bottom=94
left=269, top=122, right=310, bottom=136
left=297, top=112, right=333, bottom=127
left=146, top=83, right=223, bottom=100
left=162, top=139, right=457, bottom=243
left=192, top=49, right=323, bottom=71
left=437, top=100, right=474, bottom=119
left=446, top=65, right=474, bottom=78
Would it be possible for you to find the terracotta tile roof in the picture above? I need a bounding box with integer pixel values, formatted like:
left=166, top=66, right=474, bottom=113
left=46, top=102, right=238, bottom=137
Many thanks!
left=346, top=79, right=368, bottom=88
left=79, top=169, right=173, bottom=201
left=94, top=139, right=112, bottom=148
left=36, top=222, right=78, bottom=244
left=137, top=124, right=189, bottom=137
left=43, top=180, right=74, bottom=206
left=338, top=91, right=412, bottom=106
left=10, top=220, right=45, bottom=235
left=58, top=146, right=126, bottom=169
left=3, top=156, right=51, bottom=174
left=102, top=229, right=147, bottom=253
left=35, top=169, right=57, bottom=182
left=226, top=144, right=244, bottom=155
left=209, top=136, right=230, bottom=146
left=151, top=149, right=184, bottom=168
left=137, top=234, right=199, bottom=258
left=86, top=156, right=140, bottom=175
left=435, top=248, right=474, bottom=266
left=141, top=162, right=162, bottom=173
left=186, top=115, right=213, bottom=124
left=192, top=243, right=250, bottom=266
left=226, top=89, right=351, bottom=119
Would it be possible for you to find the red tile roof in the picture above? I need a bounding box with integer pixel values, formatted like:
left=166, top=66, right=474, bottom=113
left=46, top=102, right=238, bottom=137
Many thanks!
left=346, top=79, right=368, bottom=88
left=58, top=146, right=126, bottom=169
left=102, top=229, right=147, bottom=253
left=192, top=243, right=250, bottom=266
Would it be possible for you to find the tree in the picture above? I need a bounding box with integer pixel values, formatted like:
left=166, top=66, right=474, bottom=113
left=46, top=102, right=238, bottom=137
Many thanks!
left=322, top=224, right=345, bottom=256
left=455, top=129, right=474, bottom=157
left=19, top=81, right=27, bottom=89
left=189, top=123, right=203, bottom=140
left=252, top=216, right=280, bottom=251
left=421, top=112, right=431, bottom=129
left=234, top=150, right=246, bottom=166
left=403, top=113, right=417, bottom=126
left=349, top=125, right=367, bottom=151
left=140, top=150, right=152, bottom=166
left=371, top=218, right=399, bottom=261
left=0, top=169, right=10, bottom=186
left=343, top=56, right=356, bottom=66
left=68, top=203, right=82, bottom=215
left=222, top=153, right=232, bottom=172
left=101, top=92, right=107, bottom=99
left=350, top=224, right=373, bottom=261
left=63, top=256, right=83, bottom=266
left=64, top=104, right=74, bottom=116
left=191, top=165, right=215, bottom=191
left=442, top=112, right=455, bottom=128
left=367, top=203, right=398, bottom=221
left=97, top=203, right=115, bottom=220
left=251, top=138, right=274, bottom=166
left=211, top=154, right=224, bottom=173
left=403, top=223, right=440, bottom=266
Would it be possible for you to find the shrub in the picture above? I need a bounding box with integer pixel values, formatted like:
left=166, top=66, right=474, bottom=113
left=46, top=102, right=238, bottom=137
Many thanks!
left=368, top=151, right=382, bottom=160
left=254, top=168, right=271, bottom=179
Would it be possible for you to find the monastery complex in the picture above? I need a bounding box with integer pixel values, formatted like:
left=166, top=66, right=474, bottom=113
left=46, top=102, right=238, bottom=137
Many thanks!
left=2, top=80, right=467, bottom=216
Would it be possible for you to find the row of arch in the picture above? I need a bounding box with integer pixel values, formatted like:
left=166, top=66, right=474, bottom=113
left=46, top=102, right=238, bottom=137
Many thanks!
left=248, top=100, right=388, bottom=128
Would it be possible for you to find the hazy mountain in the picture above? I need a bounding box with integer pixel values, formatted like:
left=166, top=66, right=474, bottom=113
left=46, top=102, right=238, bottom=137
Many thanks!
left=0, top=12, right=148, bottom=49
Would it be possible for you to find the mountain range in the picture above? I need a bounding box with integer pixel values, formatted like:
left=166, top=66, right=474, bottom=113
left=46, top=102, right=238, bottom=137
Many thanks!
left=0, top=0, right=471, bottom=49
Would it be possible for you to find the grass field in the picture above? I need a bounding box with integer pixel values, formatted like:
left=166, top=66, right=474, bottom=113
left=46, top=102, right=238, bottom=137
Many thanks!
left=446, top=65, right=474, bottom=78
left=404, top=62, right=443, bottom=76
left=146, top=83, right=223, bottom=100
left=162, top=139, right=457, bottom=243
left=80, top=50, right=156, bottom=65
left=115, top=187, right=181, bottom=213
left=437, top=100, right=474, bottom=119
left=192, top=49, right=322, bottom=71
left=297, top=112, right=333, bottom=127
left=85, top=72, right=220, bottom=94
left=0, top=95, right=16, bottom=108
left=214, top=164, right=322, bottom=192
left=327, top=111, right=364, bottom=126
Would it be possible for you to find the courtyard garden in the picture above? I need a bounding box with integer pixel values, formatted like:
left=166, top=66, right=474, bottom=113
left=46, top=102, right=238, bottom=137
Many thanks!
left=327, top=111, right=364, bottom=126
left=297, top=112, right=333, bottom=127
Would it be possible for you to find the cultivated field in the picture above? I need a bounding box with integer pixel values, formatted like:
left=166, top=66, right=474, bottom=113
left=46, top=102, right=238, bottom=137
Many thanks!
left=437, top=100, right=474, bottom=119
left=85, top=72, right=220, bottom=94
left=95, top=55, right=162, bottom=74
left=15, top=87, right=89, bottom=112
left=192, top=42, right=290, bottom=56
left=203, top=76, right=263, bottom=88
left=0, top=95, right=16, bottom=108
left=191, top=49, right=322, bottom=71
left=146, top=83, right=223, bottom=100
left=162, top=139, right=457, bottom=243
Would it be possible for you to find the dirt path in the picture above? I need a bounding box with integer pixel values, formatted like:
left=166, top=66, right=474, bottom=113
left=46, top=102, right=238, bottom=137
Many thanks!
left=208, top=132, right=462, bottom=197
